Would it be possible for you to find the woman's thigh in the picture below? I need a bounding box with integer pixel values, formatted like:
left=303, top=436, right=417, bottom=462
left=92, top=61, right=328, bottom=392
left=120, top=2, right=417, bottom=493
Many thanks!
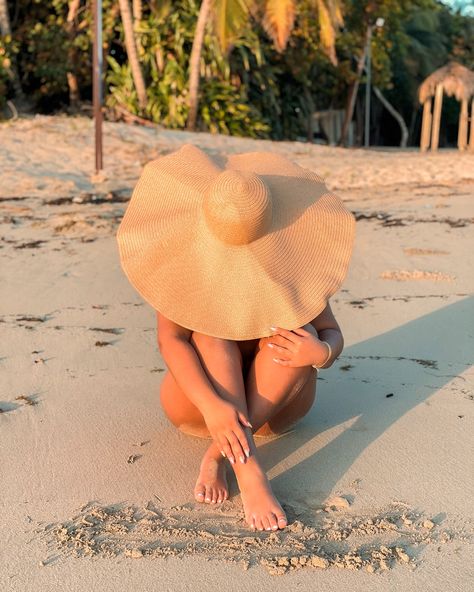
left=159, top=334, right=317, bottom=437
left=245, top=336, right=317, bottom=437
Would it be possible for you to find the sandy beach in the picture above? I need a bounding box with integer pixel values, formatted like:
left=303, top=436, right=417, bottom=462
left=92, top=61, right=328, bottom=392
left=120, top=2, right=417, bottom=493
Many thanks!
left=1, top=115, right=473, bottom=591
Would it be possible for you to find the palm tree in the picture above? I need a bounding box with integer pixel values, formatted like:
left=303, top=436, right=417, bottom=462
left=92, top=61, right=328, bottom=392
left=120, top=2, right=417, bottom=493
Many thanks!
left=0, top=0, right=25, bottom=102
left=118, top=0, right=147, bottom=111
left=186, top=0, right=343, bottom=131
left=66, top=0, right=81, bottom=108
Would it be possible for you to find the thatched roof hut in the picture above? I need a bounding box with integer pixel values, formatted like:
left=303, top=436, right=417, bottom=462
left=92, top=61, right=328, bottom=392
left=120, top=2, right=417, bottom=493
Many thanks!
left=419, top=61, right=474, bottom=104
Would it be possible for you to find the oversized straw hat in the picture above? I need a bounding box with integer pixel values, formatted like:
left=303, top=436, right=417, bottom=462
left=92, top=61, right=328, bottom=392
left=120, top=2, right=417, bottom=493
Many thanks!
left=116, top=143, right=355, bottom=340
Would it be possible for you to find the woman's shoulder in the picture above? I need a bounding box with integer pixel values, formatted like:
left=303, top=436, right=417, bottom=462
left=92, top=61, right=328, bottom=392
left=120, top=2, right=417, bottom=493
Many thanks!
left=156, top=310, right=193, bottom=341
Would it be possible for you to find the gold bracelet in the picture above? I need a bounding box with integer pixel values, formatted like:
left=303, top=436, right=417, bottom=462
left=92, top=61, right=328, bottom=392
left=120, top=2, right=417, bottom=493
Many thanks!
left=312, top=341, right=332, bottom=369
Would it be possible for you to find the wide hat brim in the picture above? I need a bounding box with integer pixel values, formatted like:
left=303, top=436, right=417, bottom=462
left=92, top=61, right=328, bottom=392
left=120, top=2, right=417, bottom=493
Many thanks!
left=116, top=144, right=355, bottom=340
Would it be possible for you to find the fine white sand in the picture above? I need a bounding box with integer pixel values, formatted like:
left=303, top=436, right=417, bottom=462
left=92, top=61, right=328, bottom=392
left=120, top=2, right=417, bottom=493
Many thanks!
left=1, top=115, right=473, bottom=591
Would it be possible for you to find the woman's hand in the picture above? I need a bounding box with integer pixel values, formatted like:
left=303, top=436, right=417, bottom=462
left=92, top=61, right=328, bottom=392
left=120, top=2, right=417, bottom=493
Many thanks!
left=266, top=324, right=330, bottom=368
left=201, top=399, right=252, bottom=465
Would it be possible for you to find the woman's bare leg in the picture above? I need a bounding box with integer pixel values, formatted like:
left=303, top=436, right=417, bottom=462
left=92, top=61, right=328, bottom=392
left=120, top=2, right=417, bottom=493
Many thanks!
left=159, top=332, right=317, bottom=531
left=246, top=336, right=317, bottom=436
left=160, top=332, right=249, bottom=506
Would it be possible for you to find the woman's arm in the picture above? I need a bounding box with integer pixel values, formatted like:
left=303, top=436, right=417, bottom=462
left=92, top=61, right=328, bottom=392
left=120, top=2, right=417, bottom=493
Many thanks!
left=309, top=301, right=344, bottom=368
left=267, top=300, right=343, bottom=369
left=156, top=311, right=223, bottom=414
left=156, top=311, right=251, bottom=463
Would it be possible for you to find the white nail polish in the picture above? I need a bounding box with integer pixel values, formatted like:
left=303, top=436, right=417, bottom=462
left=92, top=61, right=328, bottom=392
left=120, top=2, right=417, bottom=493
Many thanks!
left=245, top=449, right=250, bottom=458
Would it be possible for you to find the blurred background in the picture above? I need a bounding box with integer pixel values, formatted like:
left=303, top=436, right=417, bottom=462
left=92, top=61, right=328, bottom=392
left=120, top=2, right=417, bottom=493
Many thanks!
left=0, top=0, right=473, bottom=148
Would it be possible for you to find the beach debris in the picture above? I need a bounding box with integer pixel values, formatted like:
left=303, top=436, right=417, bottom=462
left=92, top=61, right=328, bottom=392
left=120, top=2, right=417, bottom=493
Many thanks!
left=15, top=394, right=37, bottom=406
left=43, top=191, right=129, bottom=206
left=89, top=327, right=124, bottom=335
left=349, top=300, right=367, bottom=309
left=94, top=341, right=112, bottom=347
left=380, top=269, right=455, bottom=282
left=132, top=441, right=150, bottom=447
left=150, top=367, right=165, bottom=373
left=339, top=364, right=354, bottom=372
left=404, top=248, right=449, bottom=256
left=127, top=454, right=140, bottom=464
left=423, top=520, right=435, bottom=530
left=14, top=240, right=48, bottom=249
left=386, top=393, right=394, bottom=398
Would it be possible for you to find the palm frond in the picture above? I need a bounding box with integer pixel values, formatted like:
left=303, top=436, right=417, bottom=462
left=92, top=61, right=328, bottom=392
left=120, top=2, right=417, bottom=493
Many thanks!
left=316, top=0, right=337, bottom=66
left=212, top=0, right=254, bottom=53
left=261, top=0, right=296, bottom=53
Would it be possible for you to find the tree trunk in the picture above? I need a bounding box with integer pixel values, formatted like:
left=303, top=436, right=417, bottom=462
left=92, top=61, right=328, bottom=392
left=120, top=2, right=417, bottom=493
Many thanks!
left=66, top=0, right=81, bottom=108
left=132, top=0, right=142, bottom=25
left=118, top=0, right=147, bottom=111
left=373, top=86, right=408, bottom=148
left=0, top=0, right=25, bottom=101
left=186, top=0, right=212, bottom=131
left=303, top=86, right=315, bottom=142
left=338, top=25, right=370, bottom=147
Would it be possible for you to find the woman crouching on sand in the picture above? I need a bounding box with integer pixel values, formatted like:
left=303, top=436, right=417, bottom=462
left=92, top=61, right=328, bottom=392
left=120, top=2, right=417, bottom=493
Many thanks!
left=116, top=144, right=355, bottom=533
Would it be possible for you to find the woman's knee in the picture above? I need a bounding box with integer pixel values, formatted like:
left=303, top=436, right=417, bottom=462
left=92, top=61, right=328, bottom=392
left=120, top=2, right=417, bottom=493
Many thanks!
left=190, top=332, right=243, bottom=366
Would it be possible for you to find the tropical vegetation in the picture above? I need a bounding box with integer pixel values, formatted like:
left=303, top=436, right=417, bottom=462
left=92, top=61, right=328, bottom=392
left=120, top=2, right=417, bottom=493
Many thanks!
left=0, top=0, right=473, bottom=146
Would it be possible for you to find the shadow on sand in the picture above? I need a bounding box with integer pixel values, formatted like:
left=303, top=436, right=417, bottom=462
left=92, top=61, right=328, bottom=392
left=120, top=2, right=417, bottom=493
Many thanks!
left=256, top=296, right=473, bottom=506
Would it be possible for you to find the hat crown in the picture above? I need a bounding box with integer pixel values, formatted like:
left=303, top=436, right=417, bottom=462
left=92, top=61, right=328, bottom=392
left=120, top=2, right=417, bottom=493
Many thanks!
left=203, top=170, right=273, bottom=246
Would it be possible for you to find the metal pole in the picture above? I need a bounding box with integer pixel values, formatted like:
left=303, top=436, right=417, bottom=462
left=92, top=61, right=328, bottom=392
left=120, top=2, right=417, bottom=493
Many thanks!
left=364, top=24, right=372, bottom=148
left=93, top=0, right=103, bottom=173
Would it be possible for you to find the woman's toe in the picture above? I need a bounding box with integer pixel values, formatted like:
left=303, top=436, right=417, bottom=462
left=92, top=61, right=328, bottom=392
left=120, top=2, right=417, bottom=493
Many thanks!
left=194, top=485, right=205, bottom=503
left=268, top=513, right=279, bottom=530
left=277, top=514, right=288, bottom=529
left=262, top=516, right=272, bottom=531
left=204, top=487, right=212, bottom=503
left=211, top=489, right=218, bottom=504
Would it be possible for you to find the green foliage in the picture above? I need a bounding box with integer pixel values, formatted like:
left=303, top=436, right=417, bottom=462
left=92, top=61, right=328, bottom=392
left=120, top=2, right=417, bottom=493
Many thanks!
left=106, top=0, right=271, bottom=136
left=2, top=0, right=474, bottom=144
left=0, top=38, right=13, bottom=109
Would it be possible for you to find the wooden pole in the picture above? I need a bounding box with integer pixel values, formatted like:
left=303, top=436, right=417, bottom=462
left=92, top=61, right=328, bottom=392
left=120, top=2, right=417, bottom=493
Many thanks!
left=93, top=0, right=103, bottom=173
left=364, top=25, right=373, bottom=148
left=458, top=98, right=468, bottom=151
left=468, top=97, right=474, bottom=152
left=420, top=99, right=432, bottom=152
left=430, top=83, right=443, bottom=151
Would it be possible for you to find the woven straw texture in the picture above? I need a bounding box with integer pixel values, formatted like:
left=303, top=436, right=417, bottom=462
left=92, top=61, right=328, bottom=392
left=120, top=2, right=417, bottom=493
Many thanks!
left=116, top=144, right=355, bottom=340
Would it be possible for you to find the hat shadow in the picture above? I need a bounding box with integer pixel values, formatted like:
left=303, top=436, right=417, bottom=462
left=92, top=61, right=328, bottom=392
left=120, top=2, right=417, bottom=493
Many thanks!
left=256, top=296, right=473, bottom=507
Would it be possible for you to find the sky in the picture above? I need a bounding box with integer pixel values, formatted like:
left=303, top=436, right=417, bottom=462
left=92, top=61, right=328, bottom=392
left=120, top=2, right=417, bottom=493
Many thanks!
left=440, top=0, right=474, bottom=15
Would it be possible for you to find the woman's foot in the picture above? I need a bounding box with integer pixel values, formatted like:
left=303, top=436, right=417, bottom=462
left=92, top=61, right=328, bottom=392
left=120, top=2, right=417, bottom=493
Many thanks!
left=233, top=456, right=287, bottom=531
left=194, top=444, right=229, bottom=504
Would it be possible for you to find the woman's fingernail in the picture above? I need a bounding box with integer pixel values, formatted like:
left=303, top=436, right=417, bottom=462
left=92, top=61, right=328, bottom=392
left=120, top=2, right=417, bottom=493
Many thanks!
left=240, top=456, right=245, bottom=464
left=221, top=451, right=226, bottom=457
left=230, top=458, right=235, bottom=464
left=247, top=421, right=253, bottom=428
left=267, top=343, right=274, bottom=348
left=245, top=449, right=250, bottom=458
left=270, top=326, right=277, bottom=331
